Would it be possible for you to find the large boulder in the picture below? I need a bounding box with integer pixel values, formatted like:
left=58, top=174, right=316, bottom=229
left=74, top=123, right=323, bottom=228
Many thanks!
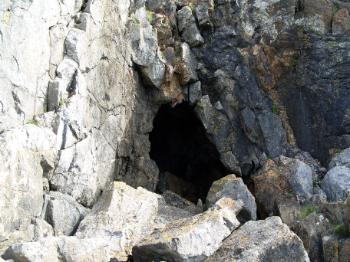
left=207, top=216, right=310, bottom=262
left=76, top=182, right=162, bottom=259
left=132, top=198, right=242, bottom=261
left=44, top=192, right=89, bottom=236
left=2, top=236, right=111, bottom=262
left=321, top=166, right=350, bottom=202
left=206, top=175, right=257, bottom=220
left=323, top=235, right=350, bottom=262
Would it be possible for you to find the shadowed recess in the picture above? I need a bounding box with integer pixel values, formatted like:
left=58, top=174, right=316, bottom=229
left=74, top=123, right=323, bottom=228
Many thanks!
left=149, top=102, right=228, bottom=203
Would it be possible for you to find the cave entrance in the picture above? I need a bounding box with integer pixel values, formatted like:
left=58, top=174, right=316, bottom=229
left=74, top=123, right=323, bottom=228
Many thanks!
left=149, top=102, right=228, bottom=203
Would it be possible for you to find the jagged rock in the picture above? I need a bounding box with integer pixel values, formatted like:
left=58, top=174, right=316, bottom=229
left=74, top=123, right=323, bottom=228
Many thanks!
left=323, top=235, right=350, bottom=262
left=292, top=213, right=333, bottom=262
left=206, top=175, right=257, bottom=220
left=277, top=201, right=300, bottom=227
left=253, top=159, right=298, bottom=218
left=277, top=156, right=313, bottom=200
left=76, top=182, right=162, bottom=259
left=44, top=192, right=89, bottom=236
left=132, top=198, right=242, bottom=261
left=321, top=166, right=350, bottom=202
left=329, top=147, right=350, bottom=169
left=0, top=126, right=57, bottom=251
left=207, top=216, right=310, bottom=262
left=195, top=0, right=214, bottom=29
left=175, top=42, right=198, bottom=86
left=2, top=236, right=111, bottom=262
left=295, top=0, right=334, bottom=34
left=50, top=130, right=116, bottom=207
left=177, top=6, right=204, bottom=47
left=183, top=81, right=202, bottom=104
left=333, top=8, right=350, bottom=35
left=162, top=190, right=203, bottom=214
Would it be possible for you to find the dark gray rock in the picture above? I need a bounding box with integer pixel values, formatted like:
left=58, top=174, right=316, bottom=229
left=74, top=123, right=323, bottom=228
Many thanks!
left=177, top=6, right=204, bottom=47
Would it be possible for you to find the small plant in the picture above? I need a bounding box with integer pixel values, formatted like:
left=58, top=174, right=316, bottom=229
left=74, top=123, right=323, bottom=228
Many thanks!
left=299, top=205, right=317, bottom=219
left=130, top=15, right=140, bottom=24
left=26, top=118, right=39, bottom=126
left=333, top=224, right=350, bottom=238
left=271, top=103, right=279, bottom=115
left=146, top=10, right=154, bottom=24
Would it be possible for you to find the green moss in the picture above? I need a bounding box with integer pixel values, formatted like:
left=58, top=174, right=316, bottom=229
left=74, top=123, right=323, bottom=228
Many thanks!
left=334, top=224, right=350, bottom=238
left=299, top=205, right=317, bottom=219
left=26, top=118, right=39, bottom=126
left=271, top=104, right=279, bottom=115
left=130, top=15, right=140, bottom=24
left=146, top=10, right=154, bottom=24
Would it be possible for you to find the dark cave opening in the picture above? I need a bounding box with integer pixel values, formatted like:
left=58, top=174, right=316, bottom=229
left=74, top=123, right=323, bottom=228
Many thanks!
left=149, top=102, right=229, bottom=203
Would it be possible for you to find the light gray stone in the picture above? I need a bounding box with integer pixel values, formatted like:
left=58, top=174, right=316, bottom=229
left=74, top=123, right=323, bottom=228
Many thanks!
left=329, top=147, right=350, bottom=169
left=132, top=198, right=242, bottom=261
left=206, top=175, right=257, bottom=221
left=76, top=182, right=162, bottom=259
left=207, top=216, right=310, bottom=262
left=44, top=192, right=89, bottom=236
left=175, top=42, right=198, bottom=86
left=177, top=6, right=204, bottom=47
left=321, top=166, right=350, bottom=202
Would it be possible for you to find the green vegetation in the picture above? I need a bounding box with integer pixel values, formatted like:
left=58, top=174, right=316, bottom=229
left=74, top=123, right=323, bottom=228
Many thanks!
left=333, top=224, right=350, bottom=237
left=299, top=205, right=317, bottom=219
left=147, top=10, right=154, bottom=24
left=130, top=15, right=140, bottom=24
left=271, top=104, right=279, bottom=115
left=26, top=118, right=39, bottom=126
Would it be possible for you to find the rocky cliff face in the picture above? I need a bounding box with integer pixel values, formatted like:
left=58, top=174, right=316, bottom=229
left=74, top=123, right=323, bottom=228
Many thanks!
left=1, top=0, right=350, bottom=261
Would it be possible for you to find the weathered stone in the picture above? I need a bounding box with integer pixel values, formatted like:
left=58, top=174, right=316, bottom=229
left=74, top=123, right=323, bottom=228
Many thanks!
left=323, top=235, right=350, bottom=262
left=177, top=6, right=204, bottom=47
left=293, top=213, right=333, bottom=262
left=132, top=198, right=242, bottom=261
left=206, top=175, right=257, bottom=220
left=321, top=166, right=350, bottom=202
left=277, top=201, right=300, bottom=227
left=2, top=236, right=111, bottom=262
left=44, top=192, right=89, bottom=236
left=175, top=42, right=198, bottom=86
left=0, top=126, right=57, bottom=251
left=162, top=190, right=203, bottom=214
left=195, top=0, right=214, bottom=29
left=76, top=182, right=162, bottom=258
left=329, top=147, right=350, bottom=169
left=278, top=156, right=313, bottom=200
left=332, top=8, right=350, bottom=35
left=253, top=159, right=298, bottom=218
left=207, top=216, right=310, bottom=262
left=183, top=81, right=202, bottom=104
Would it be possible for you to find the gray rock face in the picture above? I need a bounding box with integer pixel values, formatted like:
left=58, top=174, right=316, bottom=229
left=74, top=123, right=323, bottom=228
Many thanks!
left=321, top=166, right=350, bottom=202
left=329, top=147, right=350, bottom=169
left=44, top=192, right=89, bottom=236
left=76, top=182, right=162, bottom=259
left=0, top=126, right=57, bottom=250
left=207, top=216, right=310, bottom=262
left=177, top=6, right=204, bottom=47
left=323, top=235, right=350, bottom=262
left=206, top=175, right=257, bottom=220
left=132, top=198, right=242, bottom=261
left=278, top=156, right=313, bottom=200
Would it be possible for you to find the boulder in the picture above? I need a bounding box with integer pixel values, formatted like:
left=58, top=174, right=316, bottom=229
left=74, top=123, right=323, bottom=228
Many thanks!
left=321, top=166, right=350, bottom=201
left=195, top=0, right=214, bottom=29
left=44, top=192, right=89, bottom=236
left=183, top=81, right=202, bottom=105
left=253, top=159, right=298, bottom=218
left=76, top=182, right=162, bottom=259
left=292, top=213, right=333, bottom=262
left=323, top=235, right=350, bottom=262
left=207, top=216, right=310, bottom=262
left=2, top=236, right=110, bottom=262
left=277, top=156, right=313, bottom=200
left=206, top=175, right=257, bottom=220
left=329, top=147, right=350, bottom=169
left=132, top=198, right=242, bottom=261
left=177, top=6, right=204, bottom=47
